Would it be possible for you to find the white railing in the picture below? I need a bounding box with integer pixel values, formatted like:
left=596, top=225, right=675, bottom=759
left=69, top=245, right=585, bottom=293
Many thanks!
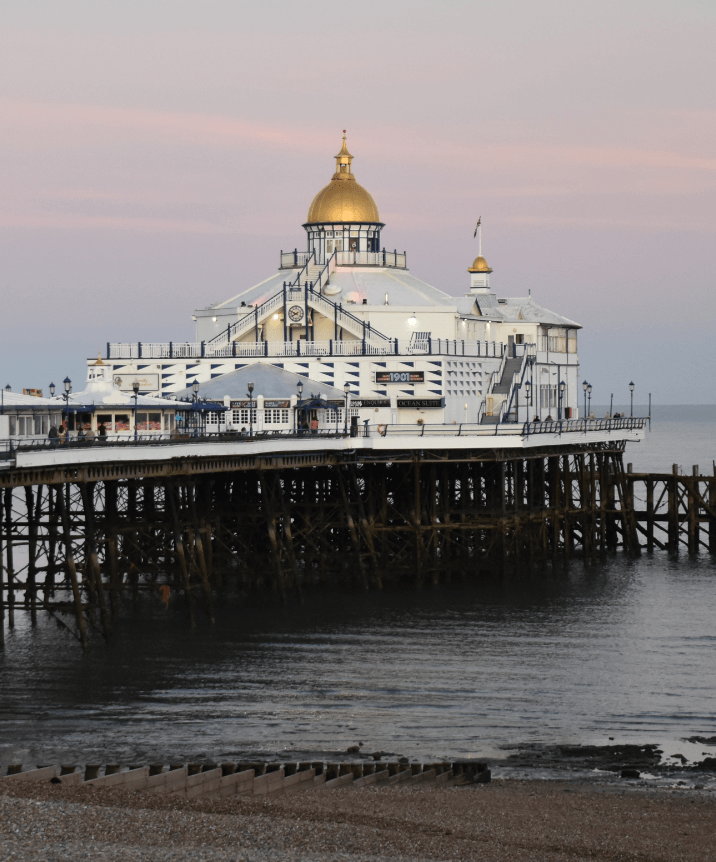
left=106, top=338, right=507, bottom=360
left=335, top=250, right=407, bottom=268
left=280, top=251, right=312, bottom=268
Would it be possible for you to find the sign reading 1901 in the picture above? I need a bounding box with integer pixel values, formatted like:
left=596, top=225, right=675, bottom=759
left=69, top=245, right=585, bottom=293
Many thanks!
left=375, top=371, right=425, bottom=384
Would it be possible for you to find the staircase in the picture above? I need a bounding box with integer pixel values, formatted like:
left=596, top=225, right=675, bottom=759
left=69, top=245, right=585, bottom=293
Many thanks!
left=481, top=356, right=523, bottom=424
left=492, top=357, right=522, bottom=394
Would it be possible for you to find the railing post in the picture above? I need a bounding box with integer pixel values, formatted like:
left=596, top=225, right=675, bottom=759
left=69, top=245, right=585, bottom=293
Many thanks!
left=394, top=339, right=398, bottom=355
left=297, top=339, right=301, bottom=356
left=106, top=341, right=110, bottom=359
left=428, top=335, right=432, bottom=354
left=169, top=341, right=173, bottom=358
left=330, top=339, right=333, bottom=356
left=201, top=341, right=205, bottom=357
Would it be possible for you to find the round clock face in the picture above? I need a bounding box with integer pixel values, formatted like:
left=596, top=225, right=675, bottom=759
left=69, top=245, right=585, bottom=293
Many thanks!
left=288, top=305, right=304, bottom=322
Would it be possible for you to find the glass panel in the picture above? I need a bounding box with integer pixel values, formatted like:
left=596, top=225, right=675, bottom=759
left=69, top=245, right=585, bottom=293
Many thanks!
left=114, top=414, right=130, bottom=432
left=97, top=414, right=112, bottom=434
left=148, top=412, right=161, bottom=430
left=34, top=416, right=41, bottom=435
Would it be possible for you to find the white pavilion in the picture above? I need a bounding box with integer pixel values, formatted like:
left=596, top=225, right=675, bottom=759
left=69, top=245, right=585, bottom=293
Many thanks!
left=97, top=134, right=582, bottom=431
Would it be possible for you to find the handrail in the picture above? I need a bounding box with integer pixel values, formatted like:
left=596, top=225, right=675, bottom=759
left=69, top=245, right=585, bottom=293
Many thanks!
left=502, top=351, right=531, bottom=422
left=107, top=338, right=521, bottom=360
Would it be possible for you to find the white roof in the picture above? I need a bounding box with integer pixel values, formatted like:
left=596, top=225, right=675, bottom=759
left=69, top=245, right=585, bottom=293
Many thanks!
left=0, top=391, right=60, bottom=408
left=203, top=268, right=581, bottom=329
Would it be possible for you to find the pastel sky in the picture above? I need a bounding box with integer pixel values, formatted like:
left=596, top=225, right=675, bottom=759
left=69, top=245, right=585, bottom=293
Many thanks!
left=1, top=0, right=714, bottom=403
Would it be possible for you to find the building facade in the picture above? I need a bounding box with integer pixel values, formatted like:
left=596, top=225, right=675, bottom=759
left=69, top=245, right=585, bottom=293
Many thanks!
left=97, top=135, right=582, bottom=428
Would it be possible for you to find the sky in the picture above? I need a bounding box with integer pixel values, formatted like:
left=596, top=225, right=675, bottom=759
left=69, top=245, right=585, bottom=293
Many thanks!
left=1, top=0, right=714, bottom=403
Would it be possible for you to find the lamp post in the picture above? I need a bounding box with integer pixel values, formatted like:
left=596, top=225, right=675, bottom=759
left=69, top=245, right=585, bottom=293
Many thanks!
left=629, top=381, right=635, bottom=417
left=610, top=392, right=613, bottom=418
left=132, top=380, right=140, bottom=441
left=296, top=380, right=303, bottom=434
left=343, top=382, right=350, bottom=435
left=192, top=380, right=199, bottom=437
left=1, top=384, right=10, bottom=415
left=582, top=380, right=588, bottom=419
left=247, top=382, right=254, bottom=437
left=49, top=382, right=56, bottom=397
left=559, top=379, right=566, bottom=420
left=587, top=383, right=592, bottom=417
left=62, top=377, right=72, bottom=437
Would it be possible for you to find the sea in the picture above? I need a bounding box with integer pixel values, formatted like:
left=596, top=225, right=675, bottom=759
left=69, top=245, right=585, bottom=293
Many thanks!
left=0, top=404, right=714, bottom=770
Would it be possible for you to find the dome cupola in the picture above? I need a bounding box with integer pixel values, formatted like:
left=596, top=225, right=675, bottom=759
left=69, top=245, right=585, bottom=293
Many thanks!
left=468, top=220, right=493, bottom=292
left=303, top=132, right=384, bottom=264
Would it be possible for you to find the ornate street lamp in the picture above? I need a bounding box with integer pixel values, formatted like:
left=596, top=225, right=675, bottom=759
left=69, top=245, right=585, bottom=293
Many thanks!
left=296, top=380, right=303, bottom=434
left=1, top=384, right=10, bottom=415
left=587, top=383, right=592, bottom=417
left=132, top=379, right=140, bottom=441
left=582, top=380, right=588, bottom=419
left=49, top=382, right=56, bottom=397
left=247, top=381, right=254, bottom=437
left=629, top=381, right=635, bottom=417
left=559, top=379, right=566, bottom=420
left=192, top=380, right=199, bottom=437
left=62, top=377, right=72, bottom=436
left=343, top=382, right=350, bottom=435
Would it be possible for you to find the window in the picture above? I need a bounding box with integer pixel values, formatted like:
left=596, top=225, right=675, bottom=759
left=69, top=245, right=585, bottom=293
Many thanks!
left=137, top=412, right=162, bottom=431
left=325, top=408, right=344, bottom=424
left=206, top=411, right=220, bottom=425
left=9, top=417, right=16, bottom=435
left=232, top=408, right=256, bottom=426
left=164, top=413, right=175, bottom=432
left=97, top=414, right=112, bottom=433
left=264, top=409, right=289, bottom=425
left=114, top=414, right=130, bottom=432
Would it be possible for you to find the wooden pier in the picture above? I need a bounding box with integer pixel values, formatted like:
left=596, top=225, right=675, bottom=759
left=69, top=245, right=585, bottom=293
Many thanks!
left=0, top=440, right=713, bottom=648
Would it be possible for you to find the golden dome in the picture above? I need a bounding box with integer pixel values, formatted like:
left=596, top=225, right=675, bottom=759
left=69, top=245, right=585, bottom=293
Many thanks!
left=468, top=255, right=493, bottom=273
left=306, top=133, right=380, bottom=224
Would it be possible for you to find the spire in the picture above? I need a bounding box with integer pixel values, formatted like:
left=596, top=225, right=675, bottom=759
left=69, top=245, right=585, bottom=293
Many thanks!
left=333, top=130, right=354, bottom=180
left=468, top=216, right=492, bottom=273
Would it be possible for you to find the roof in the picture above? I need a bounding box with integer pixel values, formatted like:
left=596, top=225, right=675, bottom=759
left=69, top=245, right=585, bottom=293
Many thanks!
left=206, top=271, right=581, bottom=329
left=0, top=391, right=61, bottom=409
left=52, top=389, right=192, bottom=410
left=176, top=362, right=349, bottom=401
left=211, top=267, right=458, bottom=313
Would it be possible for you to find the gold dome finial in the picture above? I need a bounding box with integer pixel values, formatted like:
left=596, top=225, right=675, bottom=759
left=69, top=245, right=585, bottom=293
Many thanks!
left=468, top=255, right=493, bottom=273
left=94, top=351, right=106, bottom=366
left=306, top=132, right=380, bottom=224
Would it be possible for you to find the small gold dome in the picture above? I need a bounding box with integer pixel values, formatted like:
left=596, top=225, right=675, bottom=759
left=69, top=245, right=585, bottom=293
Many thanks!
left=468, top=255, right=493, bottom=273
left=306, top=133, right=380, bottom=224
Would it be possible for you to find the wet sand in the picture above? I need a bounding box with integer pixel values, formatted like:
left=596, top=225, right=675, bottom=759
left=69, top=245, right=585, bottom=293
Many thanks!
left=2, top=776, right=715, bottom=861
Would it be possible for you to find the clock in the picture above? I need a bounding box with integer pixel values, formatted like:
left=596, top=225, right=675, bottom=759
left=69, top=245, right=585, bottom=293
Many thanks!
left=288, top=305, right=304, bottom=322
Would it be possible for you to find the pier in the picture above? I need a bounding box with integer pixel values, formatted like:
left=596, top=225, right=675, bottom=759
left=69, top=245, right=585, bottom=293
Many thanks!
left=5, top=418, right=712, bottom=650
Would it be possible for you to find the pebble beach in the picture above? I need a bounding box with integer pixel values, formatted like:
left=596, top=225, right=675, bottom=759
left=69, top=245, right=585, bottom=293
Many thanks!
left=2, top=777, right=715, bottom=862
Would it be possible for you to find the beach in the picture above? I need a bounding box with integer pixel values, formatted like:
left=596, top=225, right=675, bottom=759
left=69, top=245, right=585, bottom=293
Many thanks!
left=2, top=776, right=715, bottom=862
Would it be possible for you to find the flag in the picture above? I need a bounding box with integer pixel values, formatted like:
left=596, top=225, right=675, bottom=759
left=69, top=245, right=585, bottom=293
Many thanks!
left=473, top=216, right=481, bottom=238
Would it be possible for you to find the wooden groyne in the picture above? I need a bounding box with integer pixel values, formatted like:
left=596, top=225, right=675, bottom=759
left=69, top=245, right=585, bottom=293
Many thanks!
left=1, top=759, right=490, bottom=794
left=0, top=446, right=714, bottom=648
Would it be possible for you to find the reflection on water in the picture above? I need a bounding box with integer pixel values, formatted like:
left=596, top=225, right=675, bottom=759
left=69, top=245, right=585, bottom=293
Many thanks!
left=1, top=553, right=715, bottom=765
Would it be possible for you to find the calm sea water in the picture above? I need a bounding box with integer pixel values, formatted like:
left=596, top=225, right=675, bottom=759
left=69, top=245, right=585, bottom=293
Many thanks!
left=1, top=405, right=714, bottom=766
